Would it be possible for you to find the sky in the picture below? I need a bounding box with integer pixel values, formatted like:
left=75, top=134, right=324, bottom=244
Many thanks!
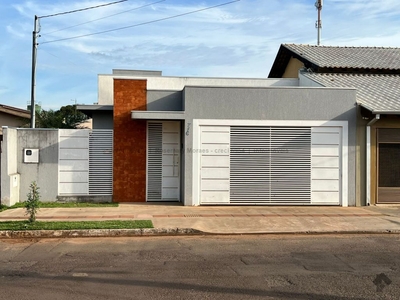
left=1, top=0, right=400, bottom=110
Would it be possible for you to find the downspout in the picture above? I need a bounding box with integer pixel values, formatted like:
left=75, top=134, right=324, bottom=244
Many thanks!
left=366, top=114, right=380, bottom=205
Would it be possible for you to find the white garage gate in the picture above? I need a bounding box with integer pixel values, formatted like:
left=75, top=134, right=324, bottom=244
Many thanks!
left=194, top=120, right=348, bottom=206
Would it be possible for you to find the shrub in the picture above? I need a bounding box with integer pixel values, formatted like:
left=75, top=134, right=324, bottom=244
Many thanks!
left=25, top=181, right=41, bottom=222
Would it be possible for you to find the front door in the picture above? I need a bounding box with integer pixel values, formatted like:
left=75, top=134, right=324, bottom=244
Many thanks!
left=147, top=121, right=180, bottom=201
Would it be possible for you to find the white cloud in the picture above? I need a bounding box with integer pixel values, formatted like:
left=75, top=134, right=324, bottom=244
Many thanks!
left=330, top=0, right=400, bottom=17
left=6, top=25, right=27, bottom=38
left=1, top=0, right=400, bottom=109
left=0, top=86, right=10, bottom=95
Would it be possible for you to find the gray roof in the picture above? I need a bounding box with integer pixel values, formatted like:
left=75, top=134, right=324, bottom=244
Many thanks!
left=302, top=72, right=400, bottom=113
left=283, top=44, right=400, bottom=71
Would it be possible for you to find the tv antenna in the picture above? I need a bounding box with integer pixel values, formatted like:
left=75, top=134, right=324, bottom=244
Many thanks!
left=315, top=0, right=323, bottom=45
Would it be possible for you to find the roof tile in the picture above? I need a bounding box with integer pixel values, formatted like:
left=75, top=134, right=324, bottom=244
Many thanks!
left=302, top=72, right=400, bottom=113
left=284, top=44, right=400, bottom=70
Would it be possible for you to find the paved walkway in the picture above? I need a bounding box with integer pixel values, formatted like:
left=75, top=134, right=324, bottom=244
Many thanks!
left=1, top=204, right=400, bottom=234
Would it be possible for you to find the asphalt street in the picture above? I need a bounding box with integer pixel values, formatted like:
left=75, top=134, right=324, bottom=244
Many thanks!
left=0, top=235, right=399, bottom=299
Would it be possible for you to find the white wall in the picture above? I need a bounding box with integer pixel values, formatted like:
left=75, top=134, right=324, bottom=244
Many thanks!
left=299, top=72, right=324, bottom=87
left=58, top=129, right=90, bottom=195
left=98, top=73, right=300, bottom=105
left=1, top=127, right=19, bottom=206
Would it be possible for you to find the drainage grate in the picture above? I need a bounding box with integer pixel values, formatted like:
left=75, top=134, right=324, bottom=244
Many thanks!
left=185, top=214, right=202, bottom=218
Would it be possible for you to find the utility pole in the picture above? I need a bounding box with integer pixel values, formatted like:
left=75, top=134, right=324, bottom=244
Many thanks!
left=315, top=0, right=323, bottom=46
left=30, top=15, right=39, bottom=128
left=29, top=1, right=126, bottom=129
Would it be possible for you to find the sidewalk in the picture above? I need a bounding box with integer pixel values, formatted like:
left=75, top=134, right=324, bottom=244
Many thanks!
left=1, top=204, right=400, bottom=235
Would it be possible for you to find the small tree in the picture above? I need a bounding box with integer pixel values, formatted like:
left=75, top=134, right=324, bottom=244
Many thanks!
left=36, top=105, right=89, bottom=129
left=25, top=181, right=41, bottom=222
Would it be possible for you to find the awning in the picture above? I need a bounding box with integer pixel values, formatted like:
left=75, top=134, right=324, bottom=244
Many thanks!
left=131, top=111, right=185, bottom=120
left=76, top=105, right=113, bottom=118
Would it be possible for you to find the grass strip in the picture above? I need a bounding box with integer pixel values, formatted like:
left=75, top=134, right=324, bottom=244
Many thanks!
left=0, top=220, right=153, bottom=231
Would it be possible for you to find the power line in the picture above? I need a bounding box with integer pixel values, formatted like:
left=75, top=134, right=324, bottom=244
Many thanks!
left=30, top=0, right=128, bottom=128
left=39, top=48, right=98, bottom=74
left=39, top=0, right=128, bottom=19
left=40, top=0, right=240, bottom=45
left=42, top=0, right=165, bottom=36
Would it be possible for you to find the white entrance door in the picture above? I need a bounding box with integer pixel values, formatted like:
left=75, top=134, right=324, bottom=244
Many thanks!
left=147, top=121, right=180, bottom=201
left=162, top=122, right=180, bottom=200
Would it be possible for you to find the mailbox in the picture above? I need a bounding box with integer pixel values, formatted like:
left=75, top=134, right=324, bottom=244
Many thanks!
left=24, top=148, right=39, bottom=163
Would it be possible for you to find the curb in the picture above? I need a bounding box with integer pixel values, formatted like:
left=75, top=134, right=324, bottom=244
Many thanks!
left=1, top=228, right=400, bottom=239
left=0, top=228, right=203, bottom=239
left=199, top=230, right=400, bottom=235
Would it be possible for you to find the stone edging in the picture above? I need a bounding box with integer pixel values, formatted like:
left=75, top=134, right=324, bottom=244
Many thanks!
left=0, top=228, right=203, bottom=239
left=1, top=228, right=400, bottom=239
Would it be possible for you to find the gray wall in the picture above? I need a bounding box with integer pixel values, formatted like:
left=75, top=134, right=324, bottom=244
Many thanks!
left=299, top=73, right=324, bottom=87
left=17, top=129, right=59, bottom=202
left=356, top=106, right=368, bottom=206
left=92, top=111, right=113, bottom=129
left=182, top=86, right=358, bottom=206
left=147, top=91, right=183, bottom=111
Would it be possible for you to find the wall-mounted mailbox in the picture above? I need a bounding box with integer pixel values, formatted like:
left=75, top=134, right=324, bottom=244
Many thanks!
left=24, top=148, right=39, bottom=163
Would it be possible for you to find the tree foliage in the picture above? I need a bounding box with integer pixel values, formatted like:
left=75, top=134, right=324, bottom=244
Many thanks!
left=36, top=105, right=89, bottom=129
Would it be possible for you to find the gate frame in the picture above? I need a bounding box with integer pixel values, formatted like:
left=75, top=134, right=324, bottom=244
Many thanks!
left=192, top=119, right=349, bottom=206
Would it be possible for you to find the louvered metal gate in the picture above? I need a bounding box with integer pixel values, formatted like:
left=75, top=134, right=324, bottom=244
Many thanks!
left=230, top=126, right=311, bottom=204
left=89, top=130, right=113, bottom=195
left=147, top=123, right=163, bottom=201
left=199, top=125, right=341, bottom=205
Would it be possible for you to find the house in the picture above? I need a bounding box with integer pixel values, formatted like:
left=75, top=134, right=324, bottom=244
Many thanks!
left=0, top=104, right=30, bottom=139
left=268, top=44, right=400, bottom=205
left=1, top=68, right=358, bottom=207
left=74, top=69, right=357, bottom=206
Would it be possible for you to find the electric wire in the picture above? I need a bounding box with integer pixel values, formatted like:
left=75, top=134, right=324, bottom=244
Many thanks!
left=40, top=0, right=240, bottom=45
left=39, top=0, right=127, bottom=19
left=39, top=48, right=98, bottom=74
left=42, top=0, right=165, bottom=36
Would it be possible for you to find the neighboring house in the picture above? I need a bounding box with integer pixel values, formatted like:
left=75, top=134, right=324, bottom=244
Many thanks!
left=268, top=44, right=400, bottom=205
left=76, top=118, right=93, bottom=129
left=0, top=104, right=30, bottom=139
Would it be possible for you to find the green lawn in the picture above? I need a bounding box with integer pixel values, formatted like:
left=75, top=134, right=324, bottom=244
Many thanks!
left=0, top=220, right=153, bottom=231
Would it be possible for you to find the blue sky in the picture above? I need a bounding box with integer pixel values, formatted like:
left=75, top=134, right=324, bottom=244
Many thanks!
left=1, top=0, right=400, bottom=110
